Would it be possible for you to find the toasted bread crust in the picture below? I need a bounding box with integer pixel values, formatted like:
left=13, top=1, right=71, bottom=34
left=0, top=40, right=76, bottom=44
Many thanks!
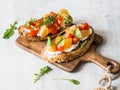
left=41, top=28, right=94, bottom=63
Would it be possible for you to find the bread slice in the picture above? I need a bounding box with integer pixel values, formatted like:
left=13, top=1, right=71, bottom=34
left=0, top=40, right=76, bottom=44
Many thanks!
left=40, top=27, right=94, bottom=63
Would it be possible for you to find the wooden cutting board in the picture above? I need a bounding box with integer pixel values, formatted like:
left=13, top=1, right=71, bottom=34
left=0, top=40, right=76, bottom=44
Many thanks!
left=16, top=34, right=120, bottom=74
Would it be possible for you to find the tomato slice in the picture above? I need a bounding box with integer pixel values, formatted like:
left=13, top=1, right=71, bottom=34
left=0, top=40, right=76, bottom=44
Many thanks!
left=64, top=33, right=74, bottom=38
left=57, top=17, right=63, bottom=26
left=48, top=24, right=57, bottom=35
left=35, top=18, right=43, bottom=27
left=72, top=38, right=80, bottom=44
left=53, top=20, right=59, bottom=29
left=84, top=23, right=90, bottom=30
left=56, top=45, right=64, bottom=51
left=29, top=21, right=36, bottom=26
left=79, top=25, right=85, bottom=30
left=50, top=11, right=55, bottom=16
left=64, top=38, right=72, bottom=50
left=54, top=36, right=64, bottom=45
left=26, top=26, right=38, bottom=37
left=79, top=22, right=90, bottom=30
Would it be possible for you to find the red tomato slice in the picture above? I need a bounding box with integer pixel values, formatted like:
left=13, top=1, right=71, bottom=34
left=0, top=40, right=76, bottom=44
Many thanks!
left=79, top=22, right=90, bottom=30
left=48, top=24, right=57, bottom=35
left=53, top=20, right=59, bottom=29
left=79, top=25, right=85, bottom=30
left=50, top=11, right=55, bottom=16
left=29, top=21, right=36, bottom=26
left=72, top=38, right=80, bottom=44
left=35, top=18, right=43, bottom=27
left=56, top=45, right=64, bottom=51
left=57, top=18, right=63, bottom=26
left=84, top=22, right=90, bottom=30
left=64, top=33, right=74, bottom=38
left=26, top=26, right=38, bottom=37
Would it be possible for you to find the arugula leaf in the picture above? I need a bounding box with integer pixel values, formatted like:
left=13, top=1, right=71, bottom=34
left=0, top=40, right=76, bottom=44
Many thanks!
left=30, top=18, right=37, bottom=22
left=61, top=13, right=72, bottom=25
left=81, top=40, right=87, bottom=48
left=40, top=18, right=53, bottom=26
left=54, top=78, right=80, bottom=85
left=34, top=66, right=52, bottom=83
left=48, top=15, right=56, bottom=21
left=47, top=37, right=52, bottom=46
left=58, top=37, right=65, bottom=46
left=40, top=16, right=55, bottom=26
left=25, top=18, right=37, bottom=26
left=3, top=21, right=18, bottom=39
left=65, top=18, right=72, bottom=25
left=74, top=28, right=82, bottom=38
left=25, top=21, right=29, bottom=26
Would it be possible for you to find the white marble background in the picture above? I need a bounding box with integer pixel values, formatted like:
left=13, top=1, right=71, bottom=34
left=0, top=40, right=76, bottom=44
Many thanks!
left=0, top=0, right=120, bottom=90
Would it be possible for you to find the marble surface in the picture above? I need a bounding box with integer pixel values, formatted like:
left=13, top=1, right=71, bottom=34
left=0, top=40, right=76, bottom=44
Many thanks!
left=0, top=0, right=120, bottom=90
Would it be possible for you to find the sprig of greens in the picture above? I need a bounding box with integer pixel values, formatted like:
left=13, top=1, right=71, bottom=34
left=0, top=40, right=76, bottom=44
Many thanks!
left=61, top=13, right=72, bottom=25
left=54, top=78, right=80, bottom=85
left=25, top=18, right=37, bottom=26
left=40, top=16, right=56, bottom=26
left=3, top=21, right=18, bottom=39
left=58, top=37, right=65, bottom=46
left=65, top=18, right=72, bottom=25
left=34, top=66, right=52, bottom=83
left=47, top=37, right=52, bottom=46
left=81, top=40, right=87, bottom=48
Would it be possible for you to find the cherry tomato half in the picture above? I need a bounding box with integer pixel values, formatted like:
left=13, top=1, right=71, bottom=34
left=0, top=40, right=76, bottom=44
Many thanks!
left=64, top=33, right=74, bottom=38
left=79, top=22, right=90, bottom=30
left=57, top=18, right=63, bottom=26
left=84, top=23, right=90, bottom=30
left=48, top=24, right=57, bottom=35
left=29, top=21, right=36, bottom=26
left=72, top=38, right=80, bottom=44
left=50, top=11, right=55, bottom=16
left=26, top=26, right=38, bottom=37
left=56, top=45, right=64, bottom=51
left=35, top=18, right=43, bottom=27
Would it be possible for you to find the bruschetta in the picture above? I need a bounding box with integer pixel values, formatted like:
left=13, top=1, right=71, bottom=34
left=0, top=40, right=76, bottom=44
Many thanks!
left=18, top=9, right=73, bottom=41
left=41, top=22, right=94, bottom=63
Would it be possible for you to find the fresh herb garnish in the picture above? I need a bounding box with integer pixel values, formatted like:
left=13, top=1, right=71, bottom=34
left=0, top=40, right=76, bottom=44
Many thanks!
left=34, top=66, right=52, bottom=83
left=3, top=21, right=18, bottom=39
left=54, top=78, right=80, bottom=85
left=81, top=40, right=87, bottom=48
left=61, top=13, right=72, bottom=25
left=30, top=18, right=37, bottom=22
left=58, top=37, right=65, bottom=46
left=47, top=37, right=52, bottom=46
left=74, top=28, right=82, bottom=38
left=65, top=18, right=72, bottom=25
left=25, top=18, right=37, bottom=26
left=40, top=16, right=56, bottom=26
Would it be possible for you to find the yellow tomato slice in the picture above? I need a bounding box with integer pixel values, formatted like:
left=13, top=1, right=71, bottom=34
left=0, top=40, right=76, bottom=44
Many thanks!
left=37, top=25, right=50, bottom=37
left=64, top=38, right=72, bottom=50
left=44, top=14, right=50, bottom=18
left=58, top=9, right=70, bottom=18
left=81, top=30, right=90, bottom=38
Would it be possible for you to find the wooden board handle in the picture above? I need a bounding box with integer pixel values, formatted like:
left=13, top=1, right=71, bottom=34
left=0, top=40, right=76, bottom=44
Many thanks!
left=81, top=52, right=120, bottom=74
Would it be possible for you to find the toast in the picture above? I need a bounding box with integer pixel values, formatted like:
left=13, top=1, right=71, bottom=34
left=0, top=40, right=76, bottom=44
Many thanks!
left=41, top=23, right=94, bottom=63
left=18, top=9, right=73, bottom=41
